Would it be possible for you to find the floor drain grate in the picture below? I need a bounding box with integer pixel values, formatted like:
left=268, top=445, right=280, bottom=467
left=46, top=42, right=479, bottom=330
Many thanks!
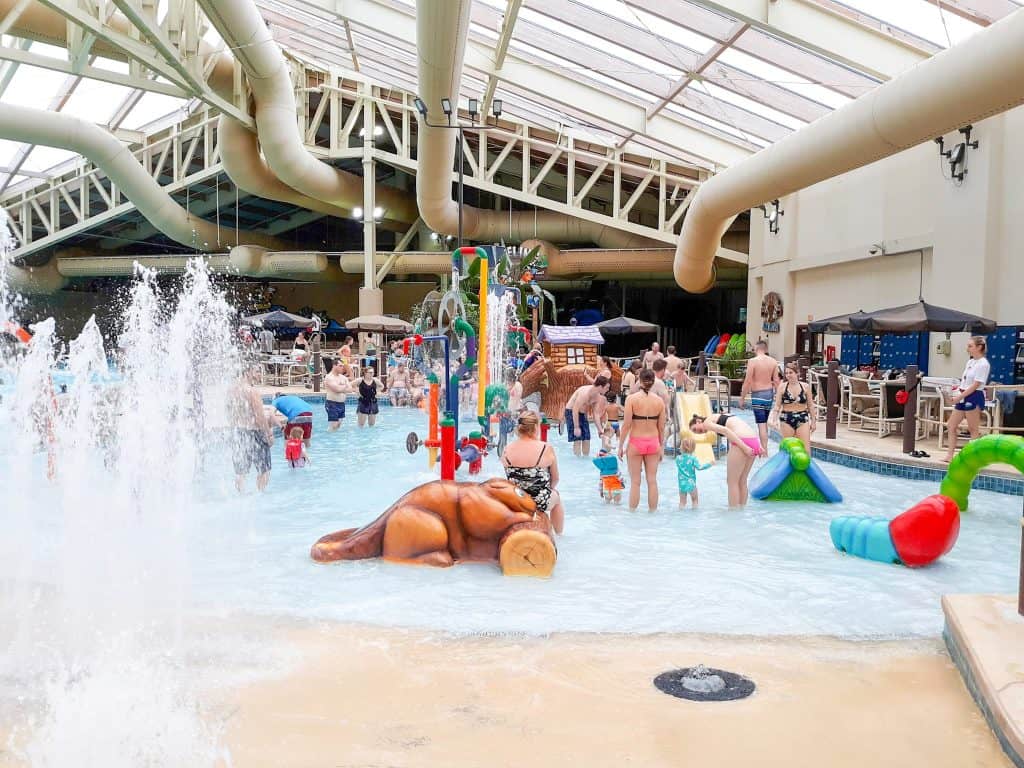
left=654, top=665, right=756, bottom=702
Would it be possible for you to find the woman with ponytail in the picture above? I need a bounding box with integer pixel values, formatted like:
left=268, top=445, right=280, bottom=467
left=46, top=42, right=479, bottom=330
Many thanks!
left=619, top=369, right=666, bottom=511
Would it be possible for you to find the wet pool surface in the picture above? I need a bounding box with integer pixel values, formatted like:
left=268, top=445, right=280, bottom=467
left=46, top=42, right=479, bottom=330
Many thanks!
left=6, top=406, right=1021, bottom=638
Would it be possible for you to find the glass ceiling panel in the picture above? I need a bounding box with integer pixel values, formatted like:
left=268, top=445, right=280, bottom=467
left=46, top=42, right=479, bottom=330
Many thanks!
left=20, top=145, right=78, bottom=173
left=118, top=92, right=189, bottom=131
left=2, top=65, right=67, bottom=108
left=0, top=140, right=23, bottom=167
left=581, top=0, right=719, bottom=53
left=714, top=47, right=853, bottom=110
left=61, top=81, right=136, bottom=123
left=835, top=0, right=985, bottom=47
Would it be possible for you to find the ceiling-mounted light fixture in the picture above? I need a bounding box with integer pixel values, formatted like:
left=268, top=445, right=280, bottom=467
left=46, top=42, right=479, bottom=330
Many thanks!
left=352, top=206, right=363, bottom=219
left=358, top=125, right=384, bottom=138
left=373, top=206, right=383, bottom=220
left=492, top=99, right=503, bottom=118
left=467, top=98, right=479, bottom=121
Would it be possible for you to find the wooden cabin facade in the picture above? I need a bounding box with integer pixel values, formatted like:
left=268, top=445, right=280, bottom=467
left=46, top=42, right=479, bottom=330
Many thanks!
left=538, top=325, right=604, bottom=370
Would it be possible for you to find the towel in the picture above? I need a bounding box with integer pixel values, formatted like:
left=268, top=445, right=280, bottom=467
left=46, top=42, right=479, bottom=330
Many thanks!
left=996, top=389, right=1017, bottom=416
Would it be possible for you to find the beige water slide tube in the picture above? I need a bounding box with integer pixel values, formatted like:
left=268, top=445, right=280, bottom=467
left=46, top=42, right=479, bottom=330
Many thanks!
left=674, top=8, right=1024, bottom=293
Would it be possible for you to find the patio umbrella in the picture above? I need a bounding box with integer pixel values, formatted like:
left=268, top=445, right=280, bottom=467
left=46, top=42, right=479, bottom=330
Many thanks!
left=848, top=300, right=996, bottom=334
left=242, top=309, right=314, bottom=329
left=593, top=315, right=660, bottom=335
left=807, top=310, right=873, bottom=334
left=344, top=314, right=414, bottom=333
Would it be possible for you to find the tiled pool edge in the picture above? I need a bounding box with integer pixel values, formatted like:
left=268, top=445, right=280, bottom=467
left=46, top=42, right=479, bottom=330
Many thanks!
left=942, top=597, right=1024, bottom=768
left=767, top=429, right=1023, bottom=497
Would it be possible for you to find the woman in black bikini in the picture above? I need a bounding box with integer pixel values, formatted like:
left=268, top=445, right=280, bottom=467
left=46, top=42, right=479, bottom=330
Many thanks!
left=501, top=411, right=564, bottom=534
left=357, top=366, right=386, bottom=427
left=770, top=362, right=815, bottom=452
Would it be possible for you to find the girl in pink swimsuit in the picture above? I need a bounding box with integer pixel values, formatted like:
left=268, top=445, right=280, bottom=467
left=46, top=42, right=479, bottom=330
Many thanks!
left=690, top=413, right=759, bottom=508
left=619, top=369, right=666, bottom=512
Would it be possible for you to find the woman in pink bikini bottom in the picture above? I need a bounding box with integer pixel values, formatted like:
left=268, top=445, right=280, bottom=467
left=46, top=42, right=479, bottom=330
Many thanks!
left=619, top=369, right=667, bottom=511
left=690, top=413, right=761, bottom=508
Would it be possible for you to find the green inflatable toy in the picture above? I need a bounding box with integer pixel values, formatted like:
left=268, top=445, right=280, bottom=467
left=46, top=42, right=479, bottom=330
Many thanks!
left=750, top=437, right=843, bottom=503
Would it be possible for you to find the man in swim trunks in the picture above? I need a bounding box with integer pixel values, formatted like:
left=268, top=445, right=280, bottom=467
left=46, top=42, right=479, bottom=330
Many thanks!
left=642, top=342, right=664, bottom=369
left=740, top=340, right=781, bottom=455
left=565, top=375, right=610, bottom=457
left=272, top=392, right=314, bottom=447
left=324, top=360, right=352, bottom=432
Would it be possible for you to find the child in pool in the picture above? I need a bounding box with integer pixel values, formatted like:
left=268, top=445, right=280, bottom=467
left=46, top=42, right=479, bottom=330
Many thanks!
left=675, top=437, right=711, bottom=508
left=593, top=448, right=625, bottom=504
left=284, top=426, right=309, bottom=468
left=600, top=423, right=617, bottom=453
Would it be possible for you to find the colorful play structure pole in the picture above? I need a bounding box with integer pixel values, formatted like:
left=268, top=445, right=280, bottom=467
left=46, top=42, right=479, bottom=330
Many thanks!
left=473, top=245, right=489, bottom=428
left=440, top=415, right=456, bottom=481
left=424, top=376, right=441, bottom=469
left=451, top=317, right=476, bottom=438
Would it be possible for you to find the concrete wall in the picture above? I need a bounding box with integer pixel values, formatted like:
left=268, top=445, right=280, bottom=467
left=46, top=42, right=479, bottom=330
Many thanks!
left=746, top=105, right=1024, bottom=378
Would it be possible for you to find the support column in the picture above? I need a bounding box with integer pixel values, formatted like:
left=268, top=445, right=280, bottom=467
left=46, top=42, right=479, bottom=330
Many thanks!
left=359, top=89, right=383, bottom=354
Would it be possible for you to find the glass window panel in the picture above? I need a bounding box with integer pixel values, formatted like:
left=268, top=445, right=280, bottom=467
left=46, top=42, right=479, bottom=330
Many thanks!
left=118, top=92, right=188, bottom=130
left=20, top=145, right=79, bottom=173
left=1, top=65, right=67, bottom=108
left=835, top=0, right=983, bottom=47
left=0, top=140, right=23, bottom=166
left=61, top=81, right=135, bottom=122
left=715, top=48, right=853, bottom=109
left=695, top=81, right=806, bottom=130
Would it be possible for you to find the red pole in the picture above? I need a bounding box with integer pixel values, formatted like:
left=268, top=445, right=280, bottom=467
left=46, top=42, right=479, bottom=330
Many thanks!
left=540, top=417, right=549, bottom=443
left=440, top=415, right=456, bottom=481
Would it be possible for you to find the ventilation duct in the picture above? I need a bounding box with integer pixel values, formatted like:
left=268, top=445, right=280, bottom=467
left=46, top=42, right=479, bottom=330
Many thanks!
left=0, top=104, right=285, bottom=253
left=415, top=0, right=658, bottom=250
left=675, top=8, right=1024, bottom=292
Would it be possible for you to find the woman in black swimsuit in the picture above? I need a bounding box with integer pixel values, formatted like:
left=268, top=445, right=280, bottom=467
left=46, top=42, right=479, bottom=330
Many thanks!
left=770, top=362, right=815, bottom=452
left=357, top=366, right=385, bottom=427
left=501, top=411, right=564, bottom=534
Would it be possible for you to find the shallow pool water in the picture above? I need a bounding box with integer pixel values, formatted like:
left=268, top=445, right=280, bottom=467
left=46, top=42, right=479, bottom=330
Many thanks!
left=7, top=406, right=1021, bottom=638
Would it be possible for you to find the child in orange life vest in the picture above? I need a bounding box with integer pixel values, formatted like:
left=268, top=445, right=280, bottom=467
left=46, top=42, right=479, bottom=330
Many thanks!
left=285, top=426, right=309, bottom=468
left=593, top=449, right=625, bottom=504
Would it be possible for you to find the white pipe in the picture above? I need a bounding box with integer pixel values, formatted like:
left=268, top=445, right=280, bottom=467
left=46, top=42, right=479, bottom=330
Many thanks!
left=197, top=0, right=418, bottom=224
left=675, top=8, right=1024, bottom=293
left=217, top=116, right=356, bottom=221
left=415, top=0, right=657, bottom=249
left=0, top=104, right=285, bottom=252
left=0, top=0, right=415, bottom=228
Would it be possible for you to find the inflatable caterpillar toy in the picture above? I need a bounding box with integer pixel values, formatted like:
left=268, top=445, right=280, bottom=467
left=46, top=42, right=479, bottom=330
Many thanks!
left=831, top=434, right=1024, bottom=567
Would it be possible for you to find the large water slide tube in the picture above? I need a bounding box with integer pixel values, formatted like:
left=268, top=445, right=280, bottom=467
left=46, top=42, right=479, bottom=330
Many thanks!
left=196, top=0, right=417, bottom=225
left=674, top=9, right=1024, bottom=293
left=414, top=0, right=658, bottom=250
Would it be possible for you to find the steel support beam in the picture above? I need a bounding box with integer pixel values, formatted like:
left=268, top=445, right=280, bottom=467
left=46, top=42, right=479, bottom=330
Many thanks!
left=657, top=0, right=930, bottom=81
left=480, top=0, right=522, bottom=118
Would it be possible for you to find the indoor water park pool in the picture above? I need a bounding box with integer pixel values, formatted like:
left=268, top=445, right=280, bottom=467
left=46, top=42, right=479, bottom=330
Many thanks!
left=5, top=406, right=1018, bottom=640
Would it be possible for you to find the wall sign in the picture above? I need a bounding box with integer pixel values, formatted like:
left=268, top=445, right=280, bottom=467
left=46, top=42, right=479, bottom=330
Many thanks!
left=760, top=291, right=783, bottom=333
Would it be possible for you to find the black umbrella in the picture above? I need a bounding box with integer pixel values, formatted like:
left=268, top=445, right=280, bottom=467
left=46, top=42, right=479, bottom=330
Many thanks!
left=807, top=310, right=875, bottom=334
left=593, top=315, right=660, bottom=335
left=848, top=300, right=996, bottom=334
left=242, top=309, right=314, bottom=329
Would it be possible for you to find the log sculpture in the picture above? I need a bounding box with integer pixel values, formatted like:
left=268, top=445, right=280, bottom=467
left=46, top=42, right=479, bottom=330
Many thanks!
left=311, top=478, right=557, bottom=577
left=519, top=361, right=622, bottom=423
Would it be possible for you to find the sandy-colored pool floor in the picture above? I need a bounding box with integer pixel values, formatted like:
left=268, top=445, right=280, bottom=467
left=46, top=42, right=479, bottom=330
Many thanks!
left=217, top=623, right=1010, bottom=768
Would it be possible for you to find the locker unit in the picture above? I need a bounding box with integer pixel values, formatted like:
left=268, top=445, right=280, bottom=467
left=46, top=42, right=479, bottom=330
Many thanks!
left=986, top=326, right=1022, bottom=384
left=879, top=333, right=929, bottom=374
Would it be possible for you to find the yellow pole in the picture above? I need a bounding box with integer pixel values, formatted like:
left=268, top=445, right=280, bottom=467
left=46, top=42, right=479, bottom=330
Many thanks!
left=477, top=252, right=488, bottom=424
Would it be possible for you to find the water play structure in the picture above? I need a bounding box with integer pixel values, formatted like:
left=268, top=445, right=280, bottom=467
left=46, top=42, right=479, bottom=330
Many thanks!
left=673, top=392, right=717, bottom=466
left=310, top=478, right=557, bottom=577
left=831, top=434, right=1024, bottom=567
left=750, top=438, right=842, bottom=503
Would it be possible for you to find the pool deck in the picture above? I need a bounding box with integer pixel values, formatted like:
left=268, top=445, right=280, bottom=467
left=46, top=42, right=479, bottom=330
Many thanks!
left=943, top=594, right=1024, bottom=768
left=213, top=622, right=1013, bottom=768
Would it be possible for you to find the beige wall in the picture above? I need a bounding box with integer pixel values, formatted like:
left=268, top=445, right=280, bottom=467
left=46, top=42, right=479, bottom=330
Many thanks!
left=747, top=104, right=1024, bottom=377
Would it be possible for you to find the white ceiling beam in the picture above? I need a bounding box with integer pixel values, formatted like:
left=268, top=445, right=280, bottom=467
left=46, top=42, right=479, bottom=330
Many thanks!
left=343, top=18, right=358, bottom=72
left=652, top=0, right=931, bottom=81
left=0, top=39, right=185, bottom=95
left=107, top=87, right=146, bottom=130
left=480, top=0, right=522, bottom=117
left=934, top=0, right=1022, bottom=26
left=0, top=36, right=29, bottom=96
left=522, top=0, right=830, bottom=123
left=331, top=0, right=753, bottom=166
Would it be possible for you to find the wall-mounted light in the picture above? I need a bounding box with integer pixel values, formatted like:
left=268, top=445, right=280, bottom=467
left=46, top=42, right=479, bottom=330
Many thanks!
left=352, top=206, right=363, bottom=219
left=760, top=199, right=783, bottom=234
left=868, top=243, right=887, bottom=256
left=359, top=125, right=384, bottom=138
left=492, top=99, right=502, bottom=118
left=440, top=97, right=453, bottom=124
left=414, top=97, right=427, bottom=118
left=934, top=125, right=979, bottom=184
left=352, top=206, right=384, bottom=221
left=467, top=98, right=479, bottom=122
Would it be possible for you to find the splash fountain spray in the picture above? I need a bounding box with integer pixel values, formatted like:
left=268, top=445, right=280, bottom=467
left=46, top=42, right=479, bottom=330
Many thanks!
left=0, top=212, right=239, bottom=765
